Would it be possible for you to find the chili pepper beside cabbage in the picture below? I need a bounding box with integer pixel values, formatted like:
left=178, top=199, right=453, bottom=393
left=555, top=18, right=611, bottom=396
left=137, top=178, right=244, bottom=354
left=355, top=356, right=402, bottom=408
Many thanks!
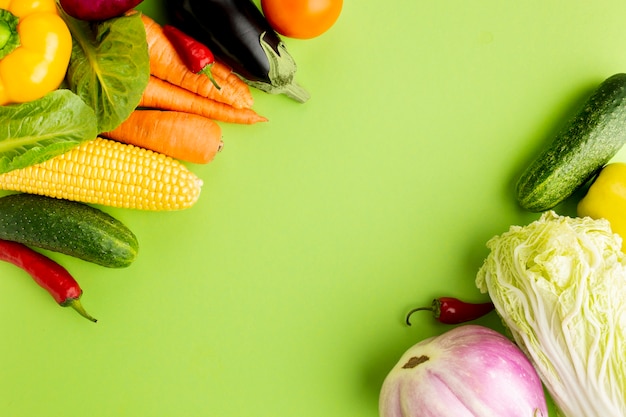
left=405, top=297, right=494, bottom=325
left=0, top=0, right=72, bottom=105
left=476, top=211, right=626, bottom=417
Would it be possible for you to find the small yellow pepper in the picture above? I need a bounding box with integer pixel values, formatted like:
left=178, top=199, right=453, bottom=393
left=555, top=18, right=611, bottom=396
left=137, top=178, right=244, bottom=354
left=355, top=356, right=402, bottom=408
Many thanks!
left=0, top=0, right=72, bottom=105
left=578, top=162, right=626, bottom=252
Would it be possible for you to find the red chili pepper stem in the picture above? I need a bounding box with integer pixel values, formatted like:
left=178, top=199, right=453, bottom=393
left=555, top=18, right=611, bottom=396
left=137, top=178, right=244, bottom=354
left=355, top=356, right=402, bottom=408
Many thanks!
left=406, top=300, right=441, bottom=326
left=199, top=64, right=221, bottom=90
left=162, top=24, right=221, bottom=90
left=62, top=298, right=97, bottom=323
left=406, top=297, right=495, bottom=326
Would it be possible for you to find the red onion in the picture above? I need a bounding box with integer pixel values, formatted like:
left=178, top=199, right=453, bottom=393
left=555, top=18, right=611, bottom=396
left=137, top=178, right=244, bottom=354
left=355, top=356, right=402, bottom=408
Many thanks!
left=59, top=0, right=145, bottom=21
left=379, top=325, right=548, bottom=416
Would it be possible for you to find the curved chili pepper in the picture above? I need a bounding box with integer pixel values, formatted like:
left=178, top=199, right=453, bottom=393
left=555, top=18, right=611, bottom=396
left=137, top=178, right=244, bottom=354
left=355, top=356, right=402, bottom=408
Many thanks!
left=162, top=24, right=221, bottom=90
left=406, top=297, right=494, bottom=325
left=0, top=239, right=96, bottom=322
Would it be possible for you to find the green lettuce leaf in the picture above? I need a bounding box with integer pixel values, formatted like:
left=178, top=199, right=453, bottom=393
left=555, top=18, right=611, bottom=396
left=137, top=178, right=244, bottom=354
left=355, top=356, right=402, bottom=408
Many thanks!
left=476, top=211, right=626, bottom=417
left=0, top=89, right=97, bottom=174
left=62, top=11, right=149, bottom=133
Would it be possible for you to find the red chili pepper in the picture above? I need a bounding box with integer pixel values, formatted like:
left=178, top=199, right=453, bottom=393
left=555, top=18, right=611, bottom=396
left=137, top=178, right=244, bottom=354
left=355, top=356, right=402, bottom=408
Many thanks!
left=405, top=297, right=494, bottom=325
left=162, top=24, right=221, bottom=90
left=0, top=239, right=97, bottom=322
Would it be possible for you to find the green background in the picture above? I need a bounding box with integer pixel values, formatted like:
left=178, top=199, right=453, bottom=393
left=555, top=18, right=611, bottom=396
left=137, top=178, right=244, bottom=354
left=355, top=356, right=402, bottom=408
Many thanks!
left=2, top=0, right=626, bottom=415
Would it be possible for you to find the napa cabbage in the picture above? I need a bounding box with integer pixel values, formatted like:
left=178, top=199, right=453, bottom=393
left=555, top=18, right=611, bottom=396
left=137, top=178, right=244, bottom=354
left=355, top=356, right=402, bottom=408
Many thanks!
left=476, top=211, right=626, bottom=417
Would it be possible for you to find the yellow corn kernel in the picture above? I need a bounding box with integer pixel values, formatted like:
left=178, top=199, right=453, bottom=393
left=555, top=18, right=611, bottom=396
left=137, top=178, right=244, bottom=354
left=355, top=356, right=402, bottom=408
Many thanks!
left=0, top=137, right=203, bottom=211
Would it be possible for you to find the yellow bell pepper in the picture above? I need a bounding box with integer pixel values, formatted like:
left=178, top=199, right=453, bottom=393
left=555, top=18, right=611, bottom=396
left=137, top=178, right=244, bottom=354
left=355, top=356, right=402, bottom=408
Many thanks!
left=578, top=162, right=626, bottom=252
left=0, top=0, right=72, bottom=105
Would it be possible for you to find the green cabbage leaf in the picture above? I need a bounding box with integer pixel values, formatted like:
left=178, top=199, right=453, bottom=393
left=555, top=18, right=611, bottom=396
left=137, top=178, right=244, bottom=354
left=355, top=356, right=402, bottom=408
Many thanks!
left=62, top=10, right=149, bottom=133
left=0, top=89, right=97, bottom=174
left=476, top=211, right=626, bottom=417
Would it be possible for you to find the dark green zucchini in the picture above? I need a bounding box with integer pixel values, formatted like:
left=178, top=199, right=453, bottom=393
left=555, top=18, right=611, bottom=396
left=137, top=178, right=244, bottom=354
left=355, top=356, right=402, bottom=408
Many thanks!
left=516, top=73, right=626, bottom=212
left=0, top=193, right=138, bottom=268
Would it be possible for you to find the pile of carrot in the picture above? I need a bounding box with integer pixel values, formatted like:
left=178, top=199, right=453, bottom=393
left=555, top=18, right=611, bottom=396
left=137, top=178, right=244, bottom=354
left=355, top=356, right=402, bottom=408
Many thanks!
left=102, top=14, right=267, bottom=165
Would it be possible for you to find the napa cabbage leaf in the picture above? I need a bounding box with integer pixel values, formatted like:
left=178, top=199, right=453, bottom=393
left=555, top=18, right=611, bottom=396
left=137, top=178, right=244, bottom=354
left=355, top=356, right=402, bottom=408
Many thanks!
left=476, top=211, right=626, bottom=417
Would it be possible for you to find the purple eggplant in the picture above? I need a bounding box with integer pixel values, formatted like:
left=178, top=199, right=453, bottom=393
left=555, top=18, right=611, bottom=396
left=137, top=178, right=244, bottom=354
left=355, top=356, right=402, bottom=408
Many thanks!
left=166, top=0, right=310, bottom=103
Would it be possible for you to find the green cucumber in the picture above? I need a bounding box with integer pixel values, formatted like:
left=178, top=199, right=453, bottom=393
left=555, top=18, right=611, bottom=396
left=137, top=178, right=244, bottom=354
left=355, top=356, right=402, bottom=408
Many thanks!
left=0, top=193, right=138, bottom=268
left=516, top=73, right=626, bottom=212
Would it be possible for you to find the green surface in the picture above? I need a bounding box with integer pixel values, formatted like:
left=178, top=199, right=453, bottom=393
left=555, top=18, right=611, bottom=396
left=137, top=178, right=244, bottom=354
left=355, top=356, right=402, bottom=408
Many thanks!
left=2, top=0, right=626, bottom=415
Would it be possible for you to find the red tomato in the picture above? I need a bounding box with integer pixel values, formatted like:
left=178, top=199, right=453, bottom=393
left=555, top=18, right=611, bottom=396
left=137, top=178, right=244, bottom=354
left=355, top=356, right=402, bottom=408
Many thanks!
left=261, top=0, right=343, bottom=39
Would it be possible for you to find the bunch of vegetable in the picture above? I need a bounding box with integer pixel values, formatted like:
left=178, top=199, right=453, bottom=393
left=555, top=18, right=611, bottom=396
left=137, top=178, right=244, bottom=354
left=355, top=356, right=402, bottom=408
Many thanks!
left=0, top=5, right=137, bottom=321
left=0, top=2, right=270, bottom=321
left=383, top=72, right=626, bottom=416
left=166, top=0, right=311, bottom=102
left=0, top=0, right=341, bottom=324
left=102, top=13, right=268, bottom=164
left=0, top=193, right=141, bottom=322
left=162, top=0, right=343, bottom=101
left=0, top=11, right=208, bottom=210
left=0, top=0, right=340, bottom=324
left=0, top=5, right=274, bottom=206
left=470, top=73, right=626, bottom=416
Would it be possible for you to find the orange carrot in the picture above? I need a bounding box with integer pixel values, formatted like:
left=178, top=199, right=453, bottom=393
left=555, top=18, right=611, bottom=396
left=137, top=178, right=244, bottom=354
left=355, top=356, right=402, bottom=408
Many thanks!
left=210, top=60, right=251, bottom=94
left=210, top=60, right=234, bottom=80
left=140, top=76, right=267, bottom=125
left=103, top=110, right=223, bottom=164
left=140, top=13, right=254, bottom=109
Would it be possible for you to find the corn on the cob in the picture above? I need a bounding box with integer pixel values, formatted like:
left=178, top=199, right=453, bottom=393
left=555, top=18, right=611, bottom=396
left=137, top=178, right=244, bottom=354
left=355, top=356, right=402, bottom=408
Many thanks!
left=0, top=137, right=203, bottom=211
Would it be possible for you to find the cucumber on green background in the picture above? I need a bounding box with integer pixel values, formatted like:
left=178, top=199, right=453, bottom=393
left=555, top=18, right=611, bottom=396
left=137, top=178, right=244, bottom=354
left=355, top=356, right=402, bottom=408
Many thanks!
left=0, top=193, right=138, bottom=268
left=516, top=73, right=626, bottom=212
